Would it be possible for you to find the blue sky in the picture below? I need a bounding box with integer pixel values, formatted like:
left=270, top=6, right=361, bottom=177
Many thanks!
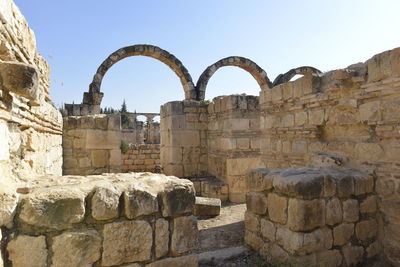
left=14, top=0, right=400, bottom=113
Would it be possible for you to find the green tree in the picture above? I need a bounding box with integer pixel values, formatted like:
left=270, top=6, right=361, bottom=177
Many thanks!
left=120, top=99, right=129, bottom=128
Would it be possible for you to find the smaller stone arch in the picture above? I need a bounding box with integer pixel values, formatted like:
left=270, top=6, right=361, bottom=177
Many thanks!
left=196, top=56, right=272, bottom=101
left=272, top=66, right=322, bottom=87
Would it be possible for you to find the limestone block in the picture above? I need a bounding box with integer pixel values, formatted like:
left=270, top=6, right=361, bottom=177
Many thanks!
left=159, top=179, right=195, bottom=217
left=326, top=197, right=342, bottom=226
left=287, top=198, right=325, bottom=232
left=367, top=50, right=393, bottom=83
left=354, top=143, right=384, bottom=162
left=315, top=250, right=343, bottom=267
left=342, top=245, right=364, bottom=266
left=194, top=197, right=221, bottom=217
left=226, top=157, right=262, bottom=176
left=236, top=138, right=250, bottom=149
left=52, top=230, right=101, bottom=267
left=109, top=149, right=121, bottom=166
left=91, top=150, right=109, bottom=168
left=272, top=169, right=324, bottom=199
left=292, top=140, right=308, bottom=153
left=333, top=223, right=354, bottom=246
left=7, top=235, right=47, bottom=267
left=355, top=219, right=377, bottom=241
left=19, top=188, right=85, bottom=230
left=260, top=218, right=276, bottom=241
left=360, top=195, right=377, bottom=214
left=246, top=192, right=267, bottom=215
left=271, top=86, right=282, bottom=101
left=145, top=255, right=198, bottom=267
left=267, top=193, right=288, bottom=224
left=359, top=101, right=381, bottom=122
left=102, top=220, right=152, bottom=266
left=309, top=109, right=325, bottom=125
left=124, top=188, right=158, bottom=219
left=354, top=174, right=374, bottom=195
left=155, top=218, right=169, bottom=258
left=301, top=227, right=332, bottom=254
left=337, top=175, right=354, bottom=198
left=0, top=61, right=40, bottom=104
left=366, top=241, right=381, bottom=258
left=342, top=199, right=359, bottom=223
left=295, top=111, right=308, bottom=126
left=171, top=216, right=198, bottom=255
left=244, top=230, right=263, bottom=251
left=246, top=168, right=273, bottom=192
left=281, top=114, right=294, bottom=127
left=245, top=211, right=260, bottom=232
left=275, top=227, right=303, bottom=254
left=91, top=184, right=121, bottom=221
left=0, top=181, right=18, bottom=227
left=86, top=129, right=121, bottom=149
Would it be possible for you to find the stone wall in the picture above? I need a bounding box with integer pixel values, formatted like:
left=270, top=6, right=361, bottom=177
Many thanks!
left=245, top=167, right=379, bottom=266
left=62, top=114, right=121, bottom=175
left=122, top=144, right=161, bottom=173
left=206, top=95, right=263, bottom=202
left=160, top=101, right=208, bottom=177
left=1, top=173, right=198, bottom=267
left=258, top=47, right=400, bottom=265
left=0, top=0, right=62, bottom=183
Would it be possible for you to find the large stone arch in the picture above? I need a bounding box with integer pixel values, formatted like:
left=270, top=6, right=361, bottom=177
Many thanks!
left=85, top=44, right=196, bottom=106
left=196, top=56, right=272, bottom=101
left=272, top=66, right=322, bottom=86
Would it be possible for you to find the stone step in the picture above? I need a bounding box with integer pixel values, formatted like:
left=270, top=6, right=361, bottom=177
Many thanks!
left=197, top=246, right=250, bottom=266
left=189, top=176, right=228, bottom=202
left=194, top=197, right=221, bottom=217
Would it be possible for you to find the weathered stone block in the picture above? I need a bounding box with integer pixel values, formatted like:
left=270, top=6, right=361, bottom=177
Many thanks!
left=102, top=220, right=152, bottom=266
left=52, top=230, right=101, bottom=267
left=275, top=227, right=303, bottom=253
left=359, top=101, right=381, bottom=122
left=315, top=249, right=343, bottom=267
left=355, top=219, right=377, bottom=241
left=354, top=174, right=374, bottom=195
left=245, top=211, right=260, bottom=233
left=171, top=216, right=198, bottom=256
left=342, top=245, right=364, bottom=266
left=124, top=188, right=158, bottom=219
left=295, top=111, right=308, bottom=126
left=155, top=218, right=169, bottom=258
left=194, top=197, right=221, bottom=217
left=260, top=218, right=276, bottom=241
left=145, top=255, right=198, bottom=267
left=301, top=227, right=332, bottom=254
left=342, top=199, right=359, bottom=222
left=246, top=168, right=273, bottom=192
left=19, top=188, right=85, bottom=230
left=244, top=230, right=263, bottom=251
left=287, top=198, right=325, bottom=232
left=7, top=235, right=47, bottom=267
left=267, top=193, right=288, bottom=224
left=91, top=185, right=121, bottom=221
left=337, top=175, right=354, bottom=198
left=326, top=197, right=342, bottom=226
left=360, top=195, right=377, bottom=214
left=246, top=192, right=267, bottom=215
left=272, top=168, right=324, bottom=199
left=309, top=109, right=325, bottom=125
left=91, top=150, right=109, bottom=168
left=159, top=179, right=195, bottom=217
left=0, top=182, right=18, bottom=227
left=333, top=223, right=354, bottom=246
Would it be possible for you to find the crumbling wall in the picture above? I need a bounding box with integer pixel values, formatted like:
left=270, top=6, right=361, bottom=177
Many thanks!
left=245, top=167, right=379, bottom=266
left=62, top=114, right=121, bottom=175
left=0, top=0, right=62, bottom=183
left=160, top=101, right=208, bottom=177
left=2, top=173, right=198, bottom=267
left=257, top=48, right=400, bottom=265
left=206, top=95, right=263, bottom=202
left=122, top=144, right=161, bottom=172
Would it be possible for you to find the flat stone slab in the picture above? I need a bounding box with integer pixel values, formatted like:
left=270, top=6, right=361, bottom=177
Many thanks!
left=194, top=197, right=221, bottom=217
left=189, top=176, right=228, bottom=202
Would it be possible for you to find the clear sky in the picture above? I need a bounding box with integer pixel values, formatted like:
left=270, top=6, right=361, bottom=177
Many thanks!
left=14, top=0, right=400, bottom=113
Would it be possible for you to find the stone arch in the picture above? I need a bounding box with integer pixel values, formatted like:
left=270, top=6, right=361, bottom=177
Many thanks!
left=272, top=66, right=322, bottom=86
left=85, top=44, right=196, bottom=106
left=196, top=56, right=272, bottom=101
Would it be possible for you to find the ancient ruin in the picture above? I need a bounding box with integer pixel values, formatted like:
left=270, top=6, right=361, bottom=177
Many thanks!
left=0, top=0, right=399, bottom=266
